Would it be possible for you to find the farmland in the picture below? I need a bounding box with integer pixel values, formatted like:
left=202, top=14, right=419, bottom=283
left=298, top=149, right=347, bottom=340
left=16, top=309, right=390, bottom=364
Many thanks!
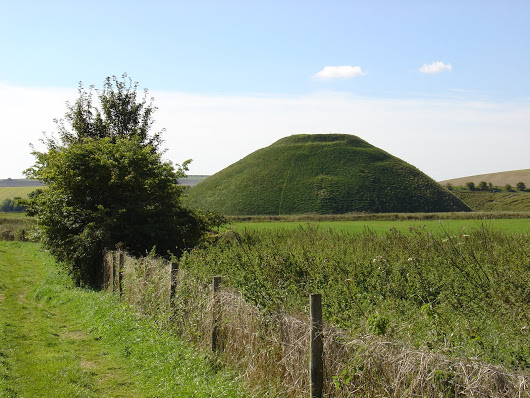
left=0, top=186, right=37, bottom=203
left=230, top=217, right=530, bottom=234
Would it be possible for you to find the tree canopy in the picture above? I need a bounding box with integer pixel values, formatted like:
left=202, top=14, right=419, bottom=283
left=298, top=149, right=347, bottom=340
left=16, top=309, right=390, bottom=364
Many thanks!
left=25, top=75, right=211, bottom=287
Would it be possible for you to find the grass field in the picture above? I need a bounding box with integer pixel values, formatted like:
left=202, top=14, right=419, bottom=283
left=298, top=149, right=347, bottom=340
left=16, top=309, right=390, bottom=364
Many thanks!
left=230, top=217, right=530, bottom=234
left=0, top=186, right=37, bottom=202
left=0, top=241, right=250, bottom=397
left=439, top=169, right=530, bottom=187
left=181, top=224, right=530, bottom=375
left=453, top=191, right=530, bottom=212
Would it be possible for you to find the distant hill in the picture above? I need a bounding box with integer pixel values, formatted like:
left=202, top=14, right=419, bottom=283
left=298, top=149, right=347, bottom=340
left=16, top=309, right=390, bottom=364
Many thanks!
left=0, top=179, right=43, bottom=188
left=439, top=169, right=530, bottom=187
left=178, top=175, right=210, bottom=187
left=184, top=134, right=470, bottom=215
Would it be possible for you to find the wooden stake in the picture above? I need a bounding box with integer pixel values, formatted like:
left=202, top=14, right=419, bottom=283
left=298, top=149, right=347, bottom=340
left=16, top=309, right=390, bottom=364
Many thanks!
left=109, top=252, right=115, bottom=292
left=118, top=252, right=124, bottom=296
left=310, top=293, right=323, bottom=398
left=212, top=276, right=222, bottom=353
left=170, top=262, right=179, bottom=305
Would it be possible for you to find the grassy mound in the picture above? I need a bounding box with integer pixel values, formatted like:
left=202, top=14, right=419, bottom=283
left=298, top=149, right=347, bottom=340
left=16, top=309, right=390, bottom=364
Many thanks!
left=185, top=134, right=470, bottom=215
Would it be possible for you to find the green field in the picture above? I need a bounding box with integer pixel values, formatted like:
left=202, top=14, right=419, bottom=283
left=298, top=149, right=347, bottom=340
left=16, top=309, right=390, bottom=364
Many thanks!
left=0, top=186, right=37, bottom=202
left=181, top=224, right=530, bottom=374
left=230, top=217, right=530, bottom=234
left=454, top=191, right=530, bottom=212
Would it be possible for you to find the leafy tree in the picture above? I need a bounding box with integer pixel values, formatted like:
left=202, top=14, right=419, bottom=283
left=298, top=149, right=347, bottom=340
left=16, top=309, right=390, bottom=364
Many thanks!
left=25, top=75, right=211, bottom=287
left=0, top=197, right=25, bottom=212
left=466, top=182, right=475, bottom=191
left=516, top=182, right=526, bottom=191
left=0, top=198, right=14, bottom=212
left=504, top=184, right=514, bottom=192
left=477, top=181, right=489, bottom=191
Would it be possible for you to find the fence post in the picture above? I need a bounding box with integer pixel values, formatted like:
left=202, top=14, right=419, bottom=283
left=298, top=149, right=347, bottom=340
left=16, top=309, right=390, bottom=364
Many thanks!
left=310, top=293, right=323, bottom=398
left=170, top=262, right=179, bottom=305
left=118, top=252, right=124, bottom=297
left=109, top=252, right=115, bottom=292
left=212, top=276, right=222, bottom=353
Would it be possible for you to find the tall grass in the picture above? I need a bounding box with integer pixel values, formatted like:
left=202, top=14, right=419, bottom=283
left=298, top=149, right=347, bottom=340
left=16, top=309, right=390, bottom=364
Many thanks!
left=109, top=223, right=529, bottom=397
left=0, top=216, right=36, bottom=241
left=180, top=224, right=529, bottom=371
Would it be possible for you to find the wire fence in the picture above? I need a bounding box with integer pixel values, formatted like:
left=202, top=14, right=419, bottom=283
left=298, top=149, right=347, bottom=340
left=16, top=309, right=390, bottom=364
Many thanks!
left=104, top=250, right=529, bottom=398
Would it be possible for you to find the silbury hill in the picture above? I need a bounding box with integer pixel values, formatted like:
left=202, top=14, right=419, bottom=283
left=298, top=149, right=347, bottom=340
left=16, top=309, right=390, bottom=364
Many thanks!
left=185, top=134, right=470, bottom=215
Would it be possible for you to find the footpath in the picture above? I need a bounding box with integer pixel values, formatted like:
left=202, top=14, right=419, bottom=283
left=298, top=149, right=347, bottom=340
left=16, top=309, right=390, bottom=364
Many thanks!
left=0, top=241, right=247, bottom=398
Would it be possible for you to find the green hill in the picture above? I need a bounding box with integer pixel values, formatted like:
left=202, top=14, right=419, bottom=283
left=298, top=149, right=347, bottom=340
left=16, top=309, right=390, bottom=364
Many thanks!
left=439, top=169, right=530, bottom=187
left=185, top=134, right=470, bottom=215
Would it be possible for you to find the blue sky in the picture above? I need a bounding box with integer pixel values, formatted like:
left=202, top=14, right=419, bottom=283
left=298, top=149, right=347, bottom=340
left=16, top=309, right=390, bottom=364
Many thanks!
left=1, top=0, right=529, bottom=180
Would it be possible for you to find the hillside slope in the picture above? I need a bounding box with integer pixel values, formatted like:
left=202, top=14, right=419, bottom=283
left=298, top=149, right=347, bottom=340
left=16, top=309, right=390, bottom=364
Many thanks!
left=453, top=191, right=530, bottom=212
left=439, top=169, right=530, bottom=187
left=185, top=134, right=469, bottom=215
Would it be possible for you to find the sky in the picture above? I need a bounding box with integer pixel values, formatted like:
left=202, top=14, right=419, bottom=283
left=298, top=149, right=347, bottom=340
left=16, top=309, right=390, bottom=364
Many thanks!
left=1, top=0, right=529, bottom=181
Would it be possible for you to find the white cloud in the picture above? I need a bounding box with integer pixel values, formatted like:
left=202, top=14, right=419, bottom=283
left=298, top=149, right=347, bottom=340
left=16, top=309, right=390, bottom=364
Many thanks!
left=419, top=61, right=452, bottom=74
left=314, top=65, right=366, bottom=80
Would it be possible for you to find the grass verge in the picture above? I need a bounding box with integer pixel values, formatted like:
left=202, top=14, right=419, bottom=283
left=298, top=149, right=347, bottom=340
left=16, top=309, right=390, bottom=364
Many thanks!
left=0, top=241, right=249, bottom=398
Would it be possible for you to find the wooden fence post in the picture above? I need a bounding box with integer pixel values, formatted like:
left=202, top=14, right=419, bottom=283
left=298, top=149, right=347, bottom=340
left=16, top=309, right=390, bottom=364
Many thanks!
left=118, top=252, right=124, bottom=297
left=170, top=262, right=179, bottom=305
left=212, top=276, right=222, bottom=353
left=109, top=252, right=115, bottom=292
left=310, top=293, right=324, bottom=398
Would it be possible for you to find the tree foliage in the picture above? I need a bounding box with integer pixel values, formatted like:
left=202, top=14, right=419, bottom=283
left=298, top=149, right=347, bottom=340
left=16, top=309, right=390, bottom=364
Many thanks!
left=477, top=181, right=489, bottom=191
left=0, top=197, right=25, bottom=212
left=516, top=182, right=526, bottom=191
left=25, top=75, right=211, bottom=287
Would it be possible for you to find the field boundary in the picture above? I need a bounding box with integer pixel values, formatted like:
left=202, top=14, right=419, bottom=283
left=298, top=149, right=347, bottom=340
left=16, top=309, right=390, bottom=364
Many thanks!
left=103, top=250, right=529, bottom=397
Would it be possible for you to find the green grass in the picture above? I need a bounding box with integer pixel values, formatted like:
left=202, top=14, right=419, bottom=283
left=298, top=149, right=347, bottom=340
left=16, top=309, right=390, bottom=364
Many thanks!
left=0, top=187, right=37, bottom=202
left=0, top=216, right=35, bottom=241
left=180, top=224, right=530, bottom=371
left=185, top=134, right=469, bottom=215
left=0, top=212, right=28, bottom=219
left=0, top=242, right=249, bottom=397
left=454, top=191, right=530, bottom=212
left=230, top=218, right=530, bottom=234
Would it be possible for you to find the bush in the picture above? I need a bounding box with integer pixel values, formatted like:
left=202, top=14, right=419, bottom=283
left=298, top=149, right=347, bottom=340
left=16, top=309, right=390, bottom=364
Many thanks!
left=25, top=75, right=212, bottom=287
left=477, top=181, right=489, bottom=191
left=0, top=198, right=25, bottom=212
